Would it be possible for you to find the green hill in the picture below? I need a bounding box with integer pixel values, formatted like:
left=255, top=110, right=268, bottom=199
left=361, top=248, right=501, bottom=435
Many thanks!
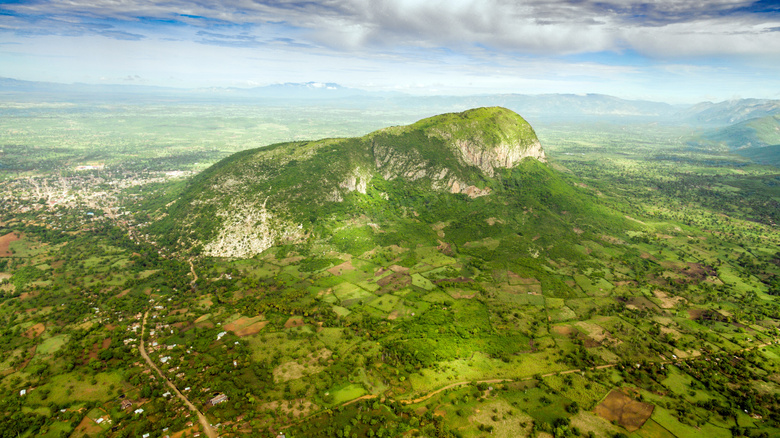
left=737, top=144, right=780, bottom=166
left=153, top=107, right=629, bottom=259
left=707, top=114, right=780, bottom=149
left=703, top=115, right=780, bottom=166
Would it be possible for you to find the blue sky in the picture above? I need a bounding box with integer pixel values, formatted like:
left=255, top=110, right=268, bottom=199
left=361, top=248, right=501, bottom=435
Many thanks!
left=1, top=0, right=779, bottom=103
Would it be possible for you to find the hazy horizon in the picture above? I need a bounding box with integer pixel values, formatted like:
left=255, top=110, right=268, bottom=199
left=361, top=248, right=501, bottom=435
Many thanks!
left=2, top=1, right=780, bottom=104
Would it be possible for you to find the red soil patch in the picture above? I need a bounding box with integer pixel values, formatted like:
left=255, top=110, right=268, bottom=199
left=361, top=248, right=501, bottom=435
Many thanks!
left=71, top=415, right=103, bottom=438
left=437, top=240, right=454, bottom=255
left=680, top=263, right=716, bottom=281
left=375, top=267, right=390, bottom=277
left=581, top=336, right=600, bottom=348
left=377, top=272, right=411, bottom=287
left=284, top=316, right=304, bottom=329
left=101, top=338, right=111, bottom=349
left=656, top=261, right=716, bottom=285
left=447, top=290, right=476, bottom=299
left=89, top=347, right=99, bottom=360
left=688, top=308, right=728, bottom=322
left=224, top=316, right=268, bottom=336
left=553, top=326, right=575, bottom=336
left=23, top=323, right=45, bottom=339
left=328, top=260, right=355, bottom=276
left=688, top=309, right=706, bottom=319
left=19, top=291, right=39, bottom=300
left=169, top=426, right=200, bottom=438
left=626, top=297, right=658, bottom=311
left=235, top=321, right=268, bottom=336
left=0, top=232, right=21, bottom=257
left=594, top=389, right=654, bottom=432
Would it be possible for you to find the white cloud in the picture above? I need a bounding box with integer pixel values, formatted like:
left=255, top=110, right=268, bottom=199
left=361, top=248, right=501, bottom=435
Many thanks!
left=3, top=0, right=778, bottom=57
left=2, top=0, right=780, bottom=101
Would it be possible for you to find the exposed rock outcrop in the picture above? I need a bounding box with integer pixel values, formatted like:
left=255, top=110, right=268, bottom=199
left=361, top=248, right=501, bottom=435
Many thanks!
left=453, top=138, right=546, bottom=176
left=202, top=199, right=304, bottom=258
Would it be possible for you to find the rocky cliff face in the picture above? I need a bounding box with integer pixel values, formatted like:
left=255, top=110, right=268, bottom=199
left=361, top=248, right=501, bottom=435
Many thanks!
left=453, top=138, right=546, bottom=176
left=366, top=106, right=544, bottom=196
left=370, top=140, right=495, bottom=198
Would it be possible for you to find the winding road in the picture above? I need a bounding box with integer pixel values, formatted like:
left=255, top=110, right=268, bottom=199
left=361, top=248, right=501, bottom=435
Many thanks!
left=139, top=310, right=217, bottom=438
left=188, top=259, right=198, bottom=290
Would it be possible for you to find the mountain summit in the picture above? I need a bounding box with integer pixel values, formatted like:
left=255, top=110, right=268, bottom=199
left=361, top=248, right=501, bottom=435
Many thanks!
left=159, top=107, right=552, bottom=258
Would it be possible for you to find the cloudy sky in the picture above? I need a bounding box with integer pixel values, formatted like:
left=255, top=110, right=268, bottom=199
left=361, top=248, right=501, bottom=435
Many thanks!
left=1, top=0, right=779, bottom=102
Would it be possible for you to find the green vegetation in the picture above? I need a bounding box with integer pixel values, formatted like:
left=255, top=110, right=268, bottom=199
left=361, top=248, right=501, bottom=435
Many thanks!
left=0, top=104, right=778, bottom=438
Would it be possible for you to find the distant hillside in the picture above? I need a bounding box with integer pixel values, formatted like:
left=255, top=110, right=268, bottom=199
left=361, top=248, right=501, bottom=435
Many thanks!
left=700, top=114, right=780, bottom=166
left=736, top=144, right=780, bottom=166
left=681, top=99, right=780, bottom=125
left=152, top=107, right=628, bottom=259
left=707, top=114, right=780, bottom=149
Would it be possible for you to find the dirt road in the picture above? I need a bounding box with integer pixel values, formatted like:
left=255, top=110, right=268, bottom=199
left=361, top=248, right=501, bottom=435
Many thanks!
left=139, top=310, right=217, bottom=438
left=188, top=259, right=198, bottom=290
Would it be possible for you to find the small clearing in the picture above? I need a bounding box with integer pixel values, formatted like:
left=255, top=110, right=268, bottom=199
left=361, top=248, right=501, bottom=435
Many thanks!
left=446, top=289, right=476, bottom=299
left=594, top=389, right=654, bottom=432
left=224, top=315, right=268, bottom=337
left=23, top=323, right=45, bottom=339
left=284, top=316, right=305, bottom=329
left=260, top=399, right=318, bottom=418
left=71, top=415, right=103, bottom=437
left=328, top=260, right=355, bottom=276
left=575, top=321, right=621, bottom=346
left=0, top=232, right=21, bottom=257
left=652, top=290, right=686, bottom=309
left=273, top=349, right=332, bottom=383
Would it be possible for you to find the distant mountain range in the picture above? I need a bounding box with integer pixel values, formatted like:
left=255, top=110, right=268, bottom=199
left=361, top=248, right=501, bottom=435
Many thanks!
left=3, top=77, right=778, bottom=126
left=0, top=77, right=391, bottom=102
left=680, top=99, right=780, bottom=125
